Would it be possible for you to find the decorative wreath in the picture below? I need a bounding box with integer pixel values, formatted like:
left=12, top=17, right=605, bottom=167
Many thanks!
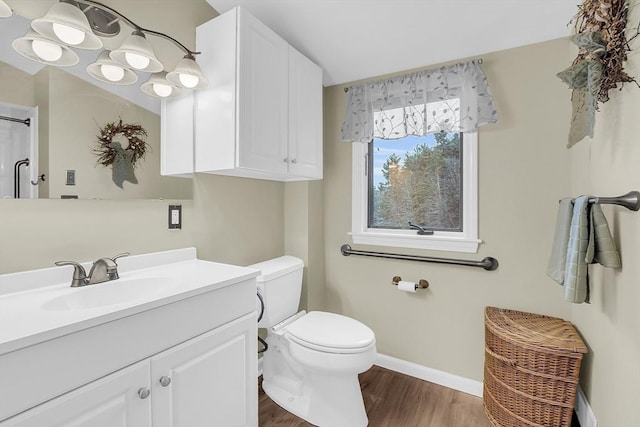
left=94, top=119, right=149, bottom=168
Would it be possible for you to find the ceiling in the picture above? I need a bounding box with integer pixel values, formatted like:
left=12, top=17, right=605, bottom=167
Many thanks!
left=207, top=0, right=579, bottom=86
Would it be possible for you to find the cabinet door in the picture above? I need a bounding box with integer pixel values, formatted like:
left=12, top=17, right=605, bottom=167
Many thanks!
left=288, top=46, right=323, bottom=179
left=1, top=361, right=151, bottom=427
left=237, top=7, right=289, bottom=174
left=151, top=313, right=257, bottom=427
left=161, top=94, right=194, bottom=177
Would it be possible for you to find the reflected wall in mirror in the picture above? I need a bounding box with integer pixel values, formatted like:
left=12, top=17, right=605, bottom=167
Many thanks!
left=0, top=1, right=217, bottom=199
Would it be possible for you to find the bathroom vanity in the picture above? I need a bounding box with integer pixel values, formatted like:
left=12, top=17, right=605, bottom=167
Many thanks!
left=0, top=248, right=259, bottom=426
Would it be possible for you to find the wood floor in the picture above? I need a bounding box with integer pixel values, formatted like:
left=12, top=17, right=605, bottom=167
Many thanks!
left=259, top=365, right=492, bottom=427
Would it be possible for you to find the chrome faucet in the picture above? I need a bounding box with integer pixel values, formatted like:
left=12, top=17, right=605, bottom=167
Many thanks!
left=55, top=253, right=129, bottom=287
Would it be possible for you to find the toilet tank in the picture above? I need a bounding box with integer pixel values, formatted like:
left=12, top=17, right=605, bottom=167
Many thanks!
left=249, top=256, right=304, bottom=328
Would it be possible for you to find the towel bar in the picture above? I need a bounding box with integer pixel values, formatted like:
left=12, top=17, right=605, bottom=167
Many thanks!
left=340, top=244, right=499, bottom=271
left=563, top=191, right=640, bottom=211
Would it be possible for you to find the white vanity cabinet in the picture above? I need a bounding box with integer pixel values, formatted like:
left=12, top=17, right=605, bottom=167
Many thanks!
left=0, top=249, right=259, bottom=427
left=2, top=314, right=256, bottom=427
left=194, top=6, right=323, bottom=181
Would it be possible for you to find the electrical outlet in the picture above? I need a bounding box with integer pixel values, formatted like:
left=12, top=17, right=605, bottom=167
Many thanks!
left=66, top=170, right=76, bottom=186
left=168, top=204, right=182, bottom=229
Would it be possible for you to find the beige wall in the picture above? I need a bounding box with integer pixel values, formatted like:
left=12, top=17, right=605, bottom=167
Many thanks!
left=568, top=12, right=640, bottom=426
left=0, top=62, right=34, bottom=107
left=322, top=38, right=573, bottom=381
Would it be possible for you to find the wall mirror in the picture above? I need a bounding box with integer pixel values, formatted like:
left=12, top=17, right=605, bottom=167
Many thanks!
left=0, top=1, right=215, bottom=200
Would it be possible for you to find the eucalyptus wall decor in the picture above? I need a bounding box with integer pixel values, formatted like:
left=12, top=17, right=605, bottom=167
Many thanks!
left=94, top=119, right=149, bottom=188
left=557, top=0, right=639, bottom=147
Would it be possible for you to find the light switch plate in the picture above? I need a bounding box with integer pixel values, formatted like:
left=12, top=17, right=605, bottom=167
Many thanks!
left=168, top=204, right=182, bottom=229
left=66, top=170, right=75, bottom=186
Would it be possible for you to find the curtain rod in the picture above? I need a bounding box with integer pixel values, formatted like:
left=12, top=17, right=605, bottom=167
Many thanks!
left=343, top=58, right=484, bottom=92
left=0, top=115, right=30, bottom=127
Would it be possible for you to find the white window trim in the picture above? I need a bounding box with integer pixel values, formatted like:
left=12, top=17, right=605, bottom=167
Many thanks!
left=350, top=132, right=480, bottom=253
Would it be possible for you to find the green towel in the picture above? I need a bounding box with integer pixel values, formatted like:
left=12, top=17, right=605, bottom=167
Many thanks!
left=563, top=196, right=591, bottom=303
left=547, top=198, right=573, bottom=284
left=549, top=196, right=622, bottom=304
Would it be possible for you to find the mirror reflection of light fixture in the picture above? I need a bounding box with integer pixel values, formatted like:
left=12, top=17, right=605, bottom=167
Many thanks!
left=141, top=72, right=183, bottom=99
left=110, top=30, right=163, bottom=73
left=31, top=2, right=103, bottom=49
left=86, top=51, right=138, bottom=85
left=13, top=0, right=207, bottom=98
left=0, top=0, right=13, bottom=18
left=166, top=54, right=209, bottom=89
left=12, top=30, right=80, bottom=66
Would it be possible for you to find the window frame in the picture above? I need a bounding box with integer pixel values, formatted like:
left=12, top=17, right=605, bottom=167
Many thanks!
left=351, top=132, right=479, bottom=253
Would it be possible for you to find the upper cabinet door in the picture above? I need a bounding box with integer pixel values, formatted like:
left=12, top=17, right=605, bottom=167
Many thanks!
left=236, top=8, right=289, bottom=174
left=288, top=46, right=323, bottom=179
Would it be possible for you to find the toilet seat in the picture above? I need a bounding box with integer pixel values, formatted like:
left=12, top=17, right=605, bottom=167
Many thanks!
left=285, top=311, right=375, bottom=354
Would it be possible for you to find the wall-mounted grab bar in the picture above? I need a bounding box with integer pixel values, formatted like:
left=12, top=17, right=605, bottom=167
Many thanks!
left=0, top=115, right=30, bottom=127
left=14, top=158, right=29, bottom=199
left=340, top=244, right=499, bottom=271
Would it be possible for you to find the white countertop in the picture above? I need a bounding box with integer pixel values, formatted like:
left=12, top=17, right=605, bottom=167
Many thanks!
left=0, top=248, right=259, bottom=355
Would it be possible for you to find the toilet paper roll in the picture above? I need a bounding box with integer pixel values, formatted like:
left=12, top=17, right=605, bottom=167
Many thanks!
left=397, top=280, right=416, bottom=293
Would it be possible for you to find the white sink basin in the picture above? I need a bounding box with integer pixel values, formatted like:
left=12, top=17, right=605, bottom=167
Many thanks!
left=42, top=276, right=174, bottom=311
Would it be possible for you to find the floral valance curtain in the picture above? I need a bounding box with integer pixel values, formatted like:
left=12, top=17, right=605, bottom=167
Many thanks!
left=341, top=60, right=498, bottom=143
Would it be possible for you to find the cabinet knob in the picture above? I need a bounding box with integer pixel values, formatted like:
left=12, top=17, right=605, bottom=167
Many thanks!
left=138, top=387, right=151, bottom=399
left=291, top=159, right=297, bottom=164
left=159, top=376, right=172, bottom=387
left=283, top=157, right=289, bottom=163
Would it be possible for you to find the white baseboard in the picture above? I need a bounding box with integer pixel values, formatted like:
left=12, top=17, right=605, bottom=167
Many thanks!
left=574, top=386, right=597, bottom=427
left=374, top=353, right=484, bottom=397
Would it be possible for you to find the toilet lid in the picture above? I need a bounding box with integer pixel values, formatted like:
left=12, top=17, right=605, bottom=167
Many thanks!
left=286, top=311, right=375, bottom=352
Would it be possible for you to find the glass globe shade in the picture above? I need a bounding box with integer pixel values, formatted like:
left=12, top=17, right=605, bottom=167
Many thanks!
left=52, top=23, right=85, bottom=45
left=32, top=39, right=62, bottom=62
left=178, top=73, right=199, bottom=89
left=100, top=64, right=125, bottom=82
left=153, top=83, right=172, bottom=97
left=125, top=52, right=150, bottom=70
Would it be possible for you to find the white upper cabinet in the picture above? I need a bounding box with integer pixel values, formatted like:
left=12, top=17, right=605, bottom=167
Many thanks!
left=194, top=6, right=323, bottom=181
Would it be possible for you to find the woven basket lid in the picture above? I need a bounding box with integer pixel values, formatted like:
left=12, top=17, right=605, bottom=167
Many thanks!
left=485, top=306, right=588, bottom=354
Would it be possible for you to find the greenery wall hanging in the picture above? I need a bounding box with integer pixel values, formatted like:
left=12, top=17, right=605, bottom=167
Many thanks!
left=557, top=0, right=639, bottom=147
left=94, top=119, right=149, bottom=188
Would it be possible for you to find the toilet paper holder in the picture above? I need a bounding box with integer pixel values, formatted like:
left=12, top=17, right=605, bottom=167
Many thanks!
left=392, top=276, right=429, bottom=290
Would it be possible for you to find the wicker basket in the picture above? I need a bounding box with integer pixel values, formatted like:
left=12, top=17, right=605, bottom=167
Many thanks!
left=483, top=307, right=587, bottom=427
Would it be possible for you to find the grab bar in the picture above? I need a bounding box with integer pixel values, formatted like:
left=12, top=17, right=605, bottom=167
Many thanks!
left=340, top=244, right=499, bottom=271
left=13, top=158, right=29, bottom=199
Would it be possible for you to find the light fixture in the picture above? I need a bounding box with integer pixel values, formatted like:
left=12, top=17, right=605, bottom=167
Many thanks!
left=0, top=0, right=13, bottom=18
left=87, top=51, right=138, bottom=85
left=30, top=2, right=103, bottom=50
left=110, top=30, right=163, bottom=73
left=14, top=0, right=207, bottom=97
left=141, top=72, right=183, bottom=99
left=166, top=54, right=209, bottom=89
left=12, top=30, right=79, bottom=66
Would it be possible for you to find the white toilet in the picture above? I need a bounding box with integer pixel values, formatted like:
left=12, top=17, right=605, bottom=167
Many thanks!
left=251, top=256, right=377, bottom=427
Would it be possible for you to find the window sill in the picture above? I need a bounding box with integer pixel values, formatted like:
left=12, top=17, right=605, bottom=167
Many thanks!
left=350, top=232, right=480, bottom=253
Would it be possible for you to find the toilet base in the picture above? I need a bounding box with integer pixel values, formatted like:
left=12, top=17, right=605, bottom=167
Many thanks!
left=263, top=372, right=369, bottom=427
left=262, top=334, right=371, bottom=427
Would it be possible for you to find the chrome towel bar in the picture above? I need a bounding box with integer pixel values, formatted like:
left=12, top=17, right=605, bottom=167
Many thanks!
left=563, top=191, right=640, bottom=211
left=340, top=244, right=499, bottom=271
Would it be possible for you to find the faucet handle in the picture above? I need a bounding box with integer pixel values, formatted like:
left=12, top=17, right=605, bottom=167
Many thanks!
left=112, top=253, right=130, bottom=263
left=54, top=261, right=88, bottom=287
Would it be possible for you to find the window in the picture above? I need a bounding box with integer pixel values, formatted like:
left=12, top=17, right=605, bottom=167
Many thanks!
left=351, top=129, right=479, bottom=253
